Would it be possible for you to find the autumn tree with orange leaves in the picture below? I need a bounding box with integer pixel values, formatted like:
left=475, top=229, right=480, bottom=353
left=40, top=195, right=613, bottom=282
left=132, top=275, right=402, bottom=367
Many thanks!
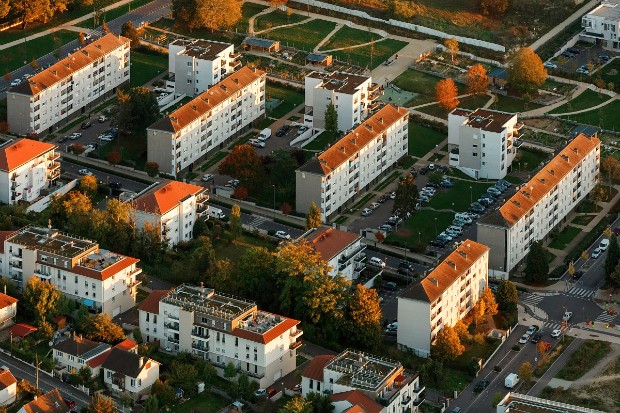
left=507, top=48, right=547, bottom=93
left=436, top=78, right=460, bottom=111
left=466, top=64, right=489, bottom=95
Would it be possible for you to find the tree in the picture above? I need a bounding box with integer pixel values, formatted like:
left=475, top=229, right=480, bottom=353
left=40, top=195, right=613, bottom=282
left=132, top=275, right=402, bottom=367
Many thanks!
left=444, top=38, right=459, bottom=62
left=281, top=202, right=292, bottom=215
left=102, top=20, right=110, bottom=33
left=168, top=360, right=199, bottom=396
left=306, top=202, right=322, bottom=230
left=121, top=21, right=140, bottom=47
left=114, top=87, right=159, bottom=137
left=524, top=241, right=549, bottom=284
left=24, top=278, right=61, bottom=326
left=435, top=78, right=460, bottom=111
left=466, top=64, right=489, bottom=95
left=107, top=151, right=121, bottom=166
left=78, top=32, right=86, bottom=44
left=605, top=236, right=620, bottom=284
left=479, top=0, right=509, bottom=17
left=218, top=145, right=263, bottom=189
left=432, top=325, right=464, bottom=362
left=507, top=48, right=547, bottom=93
left=233, top=186, right=248, bottom=200
left=536, top=340, right=549, bottom=364
left=346, top=284, right=383, bottom=350
left=9, top=0, right=70, bottom=29
left=603, top=156, right=620, bottom=184
left=270, top=0, right=287, bottom=6
left=519, top=362, right=532, bottom=383
left=481, top=287, right=498, bottom=316
left=325, top=102, right=338, bottom=135
left=611, top=261, right=620, bottom=289
left=453, top=319, right=471, bottom=343
left=306, top=392, right=335, bottom=413
left=145, top=162, right=159, bottom=177
left=393, top=175, right=419, bottom=217
left=236, top=247, right=279, bottom=309
left=496, top=280, right=518, bottom=313
left=471, top=299, right=486, bottom=326
left=280, top=396, right=312, bottom=413
left=230, top=204, right=242, bottom=244
left=71, top=143, right=85, bottom=155
left=83, top=314, right=125, bottom=342
left=88, top=394, right=118, bottom=413
left=389, top=0, right=416, bottom=19
left=80, top=175, right=98, bottom=197
left=171, top=0, right=242, bottom=32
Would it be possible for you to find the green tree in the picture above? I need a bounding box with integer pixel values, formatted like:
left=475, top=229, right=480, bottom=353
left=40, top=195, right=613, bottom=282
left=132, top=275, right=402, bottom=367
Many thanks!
left=171, top=0, right=242, bottom=32
left=168, top=360, right=199, bottom=396
left=306, top=392, right=335, bottom=413
left=236, top=372, right=252, bottom=400
left=279, top=396, right=312, bottom=413
left=114, top=87, right=159, bottom=137
left=507, top=48, right=547, bottom=93
left=236, top=247, right=278, bottom=309
left=524, top=241, right=549, bottom=284
left=605, top=236, right=620, bottom=284
left=388, top=0, right=416, bottom=19
left=224, top=362, right=237, bottom=378
left=230, top=204, right=242, bottom=244
left=432, top=325, right=464, bottom=362
left=392, top=174, right=419, bottom=217
left=23, top=277, right=61, bottom=326
left=324, top=102, right=338, bottom=135
left=306, top=202, right=322, bottom=230
left=121, top=21, right=140, bottom=47
left=88, top=394, right=118, bottom=413
left=611, top=261, right=620, bottom=288
left=151, top=380, right=175, bottom=407
left=496, top=280, right=518, bottom=313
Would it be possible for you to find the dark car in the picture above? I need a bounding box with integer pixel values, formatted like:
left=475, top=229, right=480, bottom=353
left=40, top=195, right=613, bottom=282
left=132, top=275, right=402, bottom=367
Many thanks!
left=573, top=270, right=584, bottom=280
left=58, top=136, right=69, bottom=143
left=419, top=165, right=430, bottom=175
left=399, top=261, right=415, bottom=270
left=567, top=47, right=581, bottom=55
left=276, top=124, right=290, bottom=137
left=397, top=268, right=411, bottom=276
left=109, top=182, right=122, bottom=190
left=473, top=379, right=490, bottom=393
left=530, top=332, right=542, bottom=343
left=64, top=399, right=76, bottom=408
left=430, top=239, right=447, bottom=248
left=80, top=121, right=92, bottom=129
left=426, top=182, right=439, bottom=189
left=384, top=282, right=398, bottom=291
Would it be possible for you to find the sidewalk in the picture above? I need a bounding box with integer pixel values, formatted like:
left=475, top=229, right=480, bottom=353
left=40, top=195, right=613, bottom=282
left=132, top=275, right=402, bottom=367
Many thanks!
left=529, top=0, right=598, bottom=51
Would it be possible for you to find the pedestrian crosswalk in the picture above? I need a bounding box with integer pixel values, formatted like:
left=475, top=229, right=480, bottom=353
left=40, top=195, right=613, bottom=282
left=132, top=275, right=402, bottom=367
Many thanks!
left=521, top=293, right=544, bottom=307
left=248, top=215, right=268, bottom=227
left=595, top=311, right=618, bottom=324
left=566, top=286, right=596, bottom=299
left=543, top=321, right=562, bottom=331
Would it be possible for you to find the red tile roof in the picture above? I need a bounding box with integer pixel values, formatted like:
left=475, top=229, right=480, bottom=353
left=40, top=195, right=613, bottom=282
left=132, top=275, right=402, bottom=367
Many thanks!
left=138, top=290, right=169, bottom=315
left=330, top=390, right=383, bottom=413
left=0, top=292, right=17, bottom=310
left=10, top=323, right=37, bottom=338
left=71, top=256, right=139, bottom=281
left=304, top=227, right=360, bottom=262
left=231, top=315, right=300, bottom=344
left=22, top=389, right=70, bottom=413
left=302, top=355, right=335, bottom=382
left=0, top=230, right=17, bottom=253
left=86, top=349, right=112, bottom=368
left=114, top=338, right=138, bottom=352
left=133, top=181, right=205, bottom=215
left=0, top=369, right=16, bottom=390
left=0, top=139, right=56, bottom=172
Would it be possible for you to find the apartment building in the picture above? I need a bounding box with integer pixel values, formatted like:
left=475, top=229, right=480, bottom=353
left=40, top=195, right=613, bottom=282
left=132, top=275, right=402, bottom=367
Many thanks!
left=581, top=1, right=620, bottom=51
left=304, top=71, right=380, bottom=132
left=0, top=226, right=141, bottom=316
left=0, top=138, right=60, bottom=205
left=301, top=349, right=425, bottom=413
left=296, top=104, right=409, bottom=220
left=477, top=133, right=600, bottom=274
left=138, top=284, right=302, bottom=388
left=7, top=34, right=130, bottom=135
left=298, top=227, right=365, bottom=280
left=132, top=181, right=208, bottom=246
left=169, top=39, right=241, bottom=96
left=147, top=66, right=266, bottom=177
left=448, top=108, right=522, bottom=180
left=397, top=240, right=489, bottom=358
left=497, top=392, right=605, bottom=413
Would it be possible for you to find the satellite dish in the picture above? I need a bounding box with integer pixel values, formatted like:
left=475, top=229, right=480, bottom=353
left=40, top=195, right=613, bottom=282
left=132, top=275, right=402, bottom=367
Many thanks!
left=48, top=341, right=53, bottom=347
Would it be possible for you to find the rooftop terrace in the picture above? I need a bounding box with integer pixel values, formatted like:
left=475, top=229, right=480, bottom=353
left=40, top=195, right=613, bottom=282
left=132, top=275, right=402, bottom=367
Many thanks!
left=237, top=310, right=288, bottom=335
left=325, top=349, right=402, bottom=391
left=8, top=226, right=96, bottom=258
left=77, top=249, right=128, bottom=272
left=161, top=284, right=255, bottom=321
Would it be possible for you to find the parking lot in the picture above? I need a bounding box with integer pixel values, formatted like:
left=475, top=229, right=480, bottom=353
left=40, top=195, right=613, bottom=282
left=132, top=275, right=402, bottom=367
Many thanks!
left=550, top=42, right=616, bottom=76
left=55, top=115, right=115, bottom=153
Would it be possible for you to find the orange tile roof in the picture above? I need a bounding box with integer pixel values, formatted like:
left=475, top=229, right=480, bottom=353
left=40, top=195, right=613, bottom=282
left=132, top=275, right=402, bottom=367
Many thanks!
left=0, top=230, right=18, bottom=253
left=71, top=256, right=139, bottom=281
left=10, top=34, right=129, bottom=96
left=86, top=349, right=112, bottom=368
left=10, top=323, right=37, bottom=338
left=307, top=104, right=408, bottom=175
left=302, top=354, right=335, bottom=381
left=402, top=240, right=489, bottom=303
left=133, top=181, right=205, bottom=215
left=22, top=389, right=70, bottom=413
left=304, top=227, right=361, bottom=262
left=138, top=290, right=170, bottom=315
left=498, top=133, right=600, bottom=227
left=0, top=369, right=16, bottom=390
left=114, top=338, right=138, bottom=352
left=149, top=66, right=265, bottom=133
left=0, top=292, right=17, bottom=310
left=330, top=390, right=383, bottom=413
left=0, top=139, right=56, bottom=172
left=231, top=314, right=300, bottom=344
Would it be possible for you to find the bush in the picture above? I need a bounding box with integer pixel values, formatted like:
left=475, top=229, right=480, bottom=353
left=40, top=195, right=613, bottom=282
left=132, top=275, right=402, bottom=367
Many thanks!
left=549, top=264, right=568, bottom=279
left=267, top=229, right=276, bottom=236
left=512, top=344, right=521, bottom=351
left=494, top=365, right=502, bottom=372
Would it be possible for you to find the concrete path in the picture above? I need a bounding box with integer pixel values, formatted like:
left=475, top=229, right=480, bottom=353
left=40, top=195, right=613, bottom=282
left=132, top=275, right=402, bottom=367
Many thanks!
left=528, top=338, right=581, bottom=397
left=253, top=16, right=315, bottom=36
left=247, top=6, right=275, bottom=36
left=529, top=0, right=598, bottom=51
left=319, top=35, right=390, bottom=54
left=550, top=95, right=618, bottom=117
left=521, top=83, right=590, bottom=117
left=314, top=22, right=344, bottom=52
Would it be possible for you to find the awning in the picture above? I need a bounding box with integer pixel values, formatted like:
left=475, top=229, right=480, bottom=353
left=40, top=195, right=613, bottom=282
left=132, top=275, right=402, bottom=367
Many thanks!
left=83, top=299, right=94, bottom=307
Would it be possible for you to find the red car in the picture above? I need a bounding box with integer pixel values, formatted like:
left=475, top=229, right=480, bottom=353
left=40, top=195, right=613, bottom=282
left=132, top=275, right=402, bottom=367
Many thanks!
left=540, top=341, right=552, bottom=352
left=64, top=399, right=76, bottom=408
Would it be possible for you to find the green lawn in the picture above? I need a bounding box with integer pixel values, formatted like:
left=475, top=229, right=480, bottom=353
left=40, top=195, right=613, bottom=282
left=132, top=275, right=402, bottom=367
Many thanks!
left=556, top=340, right=610, bottom=381
left=549, top=226, right=581, bottom=250
left=212, top=233, right=275, bottom=262
left=170, top=391, right=229, bottom=413
left=305, top=130, right=339, bottom=150
left=515, top=148, right=549, bottom=172
left=599, top=58, right=620, bottom=87
left=149, top=18, right=246, bottom=46
left=408, top=122, right=446, bottom=158
left=236, top=2, right=269, bottom=32
left=392, top=69, right=442, bottom=105
left=130, top=48, right=167, bottom=87
left=2, top=30, right=77, bottom=74
left=489, top=94, right=543, bottom=113
left=415, top=102, right=453, bottom=119
left=321, top=25, right=382, bottom=50
left=264, top=19, right=337, bottom=52
left=387, top=210, right=455, bottom=247
left=331, top=38, right=408, bottom=69
left=93, top=134, right=148, bottom=170
left=571, top=214, right=596, bottom=226
left=254, top=9, right=308, bottom=31
left=459, top=94, right=492, bottom=110
left=266, top=83, right=304, bottom=119
left=200, top=151, right=228, bottom=171
left=561, top=100, right=620, bottom=131
left=549, top=89, right=613, bottom=114
left=429, top=180, right=493, bottom=212
left=77, top=0, right=155, bottom=29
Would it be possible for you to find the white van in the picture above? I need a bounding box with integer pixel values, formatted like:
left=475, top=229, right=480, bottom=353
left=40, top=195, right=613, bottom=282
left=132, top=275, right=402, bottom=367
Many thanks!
left=505, top=373, right=519, bottom=388
left=208, top=207, right=226, bottom=219
left=257, top=128, right=272, bottom=142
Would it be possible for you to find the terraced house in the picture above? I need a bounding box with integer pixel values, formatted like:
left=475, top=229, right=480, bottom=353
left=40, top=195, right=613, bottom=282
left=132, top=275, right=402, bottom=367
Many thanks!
left=7, top=33, right=130, bottom=135
left=147, top=66, right=265, bottom=177
left=477, top=133, right=600, bottom=275
left=296, top=104, right=409, bottom=220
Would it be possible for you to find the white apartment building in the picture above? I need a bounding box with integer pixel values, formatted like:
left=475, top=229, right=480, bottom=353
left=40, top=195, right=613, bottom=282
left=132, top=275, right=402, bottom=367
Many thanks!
left=298, top=227, right=365, bottom=280
left=169, top=39, right=241, bottom=96
left=147, top=66, right=266, bottom=177
left=301, top=349, right=425, bottom=413
left=0, top=138, right=60, bottom=205
left=0, top=226, right=141, bottom=316
left=296, top=104, right=409, bottom=220
left=132, top=181, right=208, bottom=246
left=304, top=71, right=380, bottom=132
left=102, top=347, right=160, bottom=399
left=397, top=240, right=489, bottom=358
left=581, top=1, right=620, bottom=51
left=497, top=392, right=605, bottom=413
left=448, top=108, right=522, bottom=180
left=477, top=133, right=600, bottom=274
left=138, top=284, right=302, bottom=388
left=7, top=33, right=130, bottom=135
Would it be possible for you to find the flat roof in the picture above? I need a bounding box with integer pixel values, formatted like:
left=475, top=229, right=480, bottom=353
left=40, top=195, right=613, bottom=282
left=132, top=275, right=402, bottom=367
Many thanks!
left=588, top=2, right=620, bottom=20
left=243, top=37, right=279, bottom=48
left=307, top=71, right=370, bottom=94
left=499, top=392, right=605, bottom=413
left=325, top=349, right=401, bottom=391
left=175, top=39, right=232, bottom=60
left=452, top=108, right=517, bottom=133
left=8, top=226, right=97, bottom=258
left=161, top=284, right=255, bottom=321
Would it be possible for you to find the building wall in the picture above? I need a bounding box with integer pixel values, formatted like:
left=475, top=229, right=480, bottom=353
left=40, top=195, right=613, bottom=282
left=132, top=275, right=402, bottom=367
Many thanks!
left=134, top=196, right=199, bottom=246
left=0, top=383, right=16, bottom=406
left=5, top=95, right=31, bottom=135
left=295, top=171, right=323, bottom=216
left=146, top=130, right=175, bottom=177
left=173, top=45, right=235, bottom=96
left=476, top=224, right=508, bottom=272
left=0, top=149, right=58, bottom=205
left=397, top=299, right=431, bottom=357
left=0, top=303, right=16, bottom=324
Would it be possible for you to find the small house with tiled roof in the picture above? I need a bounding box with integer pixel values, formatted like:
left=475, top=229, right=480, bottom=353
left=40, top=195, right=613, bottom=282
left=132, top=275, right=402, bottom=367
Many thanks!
left=10, top=323, right=37, bottom=341
left=17, top=388, right=71, bottom=413
left=0, top=291, right=17, bottom=328
left=102, top=347, right=160, bottom=399
left=0, top=368, right=17, bottom=406
left=52, top=334, right=111, bottom=376
left=132, top=181, right=208, bottom=246
left=397, top=240, right=489, bottom=357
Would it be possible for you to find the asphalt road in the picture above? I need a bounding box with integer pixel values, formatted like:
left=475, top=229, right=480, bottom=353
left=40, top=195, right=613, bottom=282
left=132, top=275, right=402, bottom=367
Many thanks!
left=62, top=159, right=151, bottom=194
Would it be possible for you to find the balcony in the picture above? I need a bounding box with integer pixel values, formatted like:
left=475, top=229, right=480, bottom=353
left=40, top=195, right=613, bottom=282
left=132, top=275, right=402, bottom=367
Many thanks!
left=48, top=161, right=60, bottom=171
left=10, top=181, right=21, bottom=190
left=401, top=396, right=411, bottom=405
left=229, top=59, right=242, bottom=69
left=48, top=169, right=61, bottom=180
left=339, top=245, right=366, bottom=265
left=191, top=343, right=209, bottom=352
left=290, top=340, right=302, bottom=350
left=192, top=329, right=210, bottom=339
left=368, top=83, right=380, bottom=92
left=290, top=328, right=303, bottom=338
left=34, top=270, right=52, bottom=280
left=48, top=152, right=60, bottom=161
left=127, top=279, right=142, bottom=288
left=230, top=51, right=241, bottom=59
left=167, top=336, right=180, bottom=344
left=9, top=261, right=22, bottom=269
left=368, top=101, right=379, bottom=111
left=368, top=91, right=380, bottom=101
left=167, top=314, right=179, bottom=321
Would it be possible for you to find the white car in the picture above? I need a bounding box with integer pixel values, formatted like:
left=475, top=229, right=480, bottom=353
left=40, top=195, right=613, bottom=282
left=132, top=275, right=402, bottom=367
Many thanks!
left=526, top=325, right=539, bottom=336
left=370, top=202, right=381, bottom=210
left=562, top=311, right=572, bottom=321
left=10, top=79, right=22, bottom=87
left=386, top=322, right=398, bottom=331
left=98, top=134, right=113, bottom=142
left=361, top=208, right=373, bottom=217
left=389, top=191, right=396, bottom=200
left=591, top=248, right=602, bottom=259
left=274, top=231, right=291, bottom=240
left=368, top=257, right=386, bottom=268
left=98, top=115, right=107, bottom=123
left=518, top=334, right=530, bottom=344
left=599, top=239, right=610, bottom=251
left=551, top=329, right=562, bottom=338
left=70, top=132, right=82, bottom=140
left=249, top=138, right=265, bottom=148
left=78, top=169, right=93, bottom=176
left=543, top=61, right=558, bottom=69
left=201, top=174, right=214, bottom=182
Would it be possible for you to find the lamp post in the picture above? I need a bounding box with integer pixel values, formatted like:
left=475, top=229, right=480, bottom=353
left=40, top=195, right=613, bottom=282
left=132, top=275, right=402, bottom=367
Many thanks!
left=470, top=186, right=473, bottom=204
left=434, top=217, right=437, bottom=236
left=272, top=185, right=276, bottom=219
left=418, top=231, right=421, bottom=244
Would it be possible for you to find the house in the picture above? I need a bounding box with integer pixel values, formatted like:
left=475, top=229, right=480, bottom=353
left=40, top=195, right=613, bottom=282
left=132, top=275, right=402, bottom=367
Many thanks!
left=102, top=348, right=160, bottom=399
left=168, top=39, right=241, bottom=96
left=0, top=368, right=17, bottom=406
left=448, top=108, right=522, bottom=180
left=147, top=66, right=266, bottom=178
left=296, top=104, right=409, bottom=220
left=306, top=53, right=332, bottom=66
left=397, top=240, right=489, bottom=357
left=298, top=227, right=365, bottom=280
left=132, top=181, right=208, bottom=246
left=52, top=335, right=111, bottom=376
left=242, top=38, right=280, bottom=52
left=301, top=349, right=425, bottom=413
left=497, top=392, right=605, bottom=413
left=138, top=284, right=302, bottom=389
left=10, top=323, right=37, bottom=341
left=1, top=226, right=142, bottom=316
left=0, top=139, right=60, bottom=205
left=304, top=71, right=379, bottom=132
left=17, top=389, right=70, bottom=413
left=581, top=1, right=620, bottom=52
left=7, top=34, right=130, bottom=135
left=477, top=133, right=600, bottom=274
left=0, top=291, right=17, bottom=328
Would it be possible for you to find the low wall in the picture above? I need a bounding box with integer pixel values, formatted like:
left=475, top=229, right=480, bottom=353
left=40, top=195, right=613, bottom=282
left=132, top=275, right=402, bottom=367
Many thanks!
left=27, top=179, right=78, bottom=213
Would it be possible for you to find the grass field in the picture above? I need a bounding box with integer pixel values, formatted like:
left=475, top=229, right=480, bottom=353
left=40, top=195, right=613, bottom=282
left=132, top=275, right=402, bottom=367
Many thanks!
left=416, top=102, right=453, bottom=119
left=3, top=30, right=77, bottom=74
left=388, top=210, right=455, bottom=247
left=408, top=123, right=445, bottom=158
left=236, top=2, right=269, bottom=32
left=264, top=19, right=337, bottom=52
left=549, top=89, right=613, bottom=114
left=392, top=69, right=442, bottom=105
left=305, top=131, right=339, bottom=150
left=171, top=391, right=228, bottom=413
left=561, top=100, right=620, bottom=131
left=515, top=148, right=549, bottom=172
left=599, top=58, right=620, bottom=87
left=322, top=25, right=382, bottom=50
left=254, top=9, right=308, bottom=31
left=428, top=180, right=494, bottom=212
left=571, top=214, right=596, bottom=226
left=94, top=134, right=148, bottom=170
left=489, top=94, right=543, bottom=113
left=266, top=83, right=304, bottom=118
left=150, top=18, right=246, bottom=46
left=130, top=49, right=167, bottom=87
left=549, top=226, right=581, bottom=250
left=556, top=340, right=610, bottom=381
left=458, top=94, right=492, bottom=110
left=77, top=0, right=154, bottom=29
left=331, top=38, right=408, bottom=69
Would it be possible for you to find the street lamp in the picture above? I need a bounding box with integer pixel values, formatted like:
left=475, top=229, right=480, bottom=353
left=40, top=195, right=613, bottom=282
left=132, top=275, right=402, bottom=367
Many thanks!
left=272, top=185, right=276, bottom=219
left=418, top=231, right=421, bottom=244
left=469, top=186, right=473, bottom=204
left=434, top=217, right=438, bottom=236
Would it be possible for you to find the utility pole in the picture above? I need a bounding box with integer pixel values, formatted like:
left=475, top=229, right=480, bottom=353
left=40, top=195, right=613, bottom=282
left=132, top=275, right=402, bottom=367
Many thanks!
left=35, top=353, right=39, bottom=390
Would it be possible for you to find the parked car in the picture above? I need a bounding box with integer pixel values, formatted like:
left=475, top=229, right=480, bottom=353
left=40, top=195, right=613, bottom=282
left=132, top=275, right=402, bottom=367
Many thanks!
left=599, top=238, right=610, bottom=251
left=430, top=238, right=447, bottom=248
left=58, top=136, right=69, bottom=143
left=109, top=182, right=122, bottom=190
left=249, top=138, right=265, bottom=148
left=64, top=399, right=76, bottom=408
left=370, top=202, right=381, bottom=210
left=470, top=203, right=485, bottom=213
left=369, top=257, right=386, bottom=268
left=543, top=61, right=558, bottom=69
left=378, top=224, right=394, bottom=233
left=98, top=115, right=107, bottom=123
left=386, top=322, right=398, bottom=331
left=591, top=248, right=602, bottom=259
left=573, top=270, right=584, bottom=280
left=526, top=325, right=539, bottom=335
left=419, top=165, right=430, bottom=175
left=201, top=174, right=214, bottom=182
left=540, top=341, right=552, bottom=352
left=450, top=407, right=462, bottom=413
left=473, top=379, right=490, bottom=393
left=296, top=126, right=308, bottom=135
left=399, top=261, right=415, bottom=271
left=551, top=329, right=562, bottom=338
left=78, top=169, right=93, bottom=176
left=438, top=232, right=453, bottom=242
left=274, top=231, right=291, bottom=240
left=276, top=124, right=290, bottom=137
left=361, top=208, right=373, bottom=217
left=80, top=121, right=92, bottom=129
left=70, top=132, right=82, bottom=140
left=518, top=334, right=530, bottom=344
left=10, top=79, right=22, bottom=87
left=389, top=191, right=396, bottom=200
left=383, top=281, right=397, bottom=290
left=576, top=67, right=590, bottom=75
left=530, top=332, right=542, bottom=343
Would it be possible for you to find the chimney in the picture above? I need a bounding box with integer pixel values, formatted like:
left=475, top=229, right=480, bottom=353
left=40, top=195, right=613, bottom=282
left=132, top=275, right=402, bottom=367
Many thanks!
left=233, top=78, right=239, bottom=84
left=340, top=146, right=345, bottom=153
left=378, top=117, right=383, bottom=124
left=192, top=105, right=197, bottom=111
left=139, top=357, right=144, bottom=368
left=447, top=261, right=456, bottom=270
left=52, top=70, right=57, bottom=76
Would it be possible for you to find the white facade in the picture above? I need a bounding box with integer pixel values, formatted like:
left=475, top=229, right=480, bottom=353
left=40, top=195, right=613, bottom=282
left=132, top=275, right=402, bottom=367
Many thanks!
left=296, top=104, right=409, bottom=220
left=7, top=34, right=130, bottom=135
left=397, top=241, right=489, bottom=357
left=102, top=348, right=160, bottom=398
left=582, top=1, right=620, bottom=51
left=168, top=39, right=241, bottom=96
left=299, top=227, right=365, bottom=280
left=0, top=139, right=60, bottom=205
left=147, top=66, right=265, bottom=177
left=304, top=71, right=379, bottom=132
left=448, top=108, right=521, bottom=180
left=477, top=133, right=600, bottom=273
left=497, top=392, right=605, bottom=413
left=0, top=292, right=17, bottom=328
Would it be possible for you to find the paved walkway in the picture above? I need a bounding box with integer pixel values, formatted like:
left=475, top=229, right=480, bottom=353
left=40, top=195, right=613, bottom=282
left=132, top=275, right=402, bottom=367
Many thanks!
left=551, top=95, right=618, bottom=117
left=314, top=22, right=344, bottom=52
left=529, top=0, right=598, bottom=51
